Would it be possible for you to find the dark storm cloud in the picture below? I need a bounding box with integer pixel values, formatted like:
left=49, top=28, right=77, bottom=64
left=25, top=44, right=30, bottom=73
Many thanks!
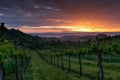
left=0, top=0, right=63, bottom=26
left=0, top=0, right=120, bottom=27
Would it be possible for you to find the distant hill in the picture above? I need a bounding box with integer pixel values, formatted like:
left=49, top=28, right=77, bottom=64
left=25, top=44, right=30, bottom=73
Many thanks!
left=0, top=23, right=49, bottom=50
left=31, top=32, right=120, bottom=38
left=0, top=23, right=120, bottom=49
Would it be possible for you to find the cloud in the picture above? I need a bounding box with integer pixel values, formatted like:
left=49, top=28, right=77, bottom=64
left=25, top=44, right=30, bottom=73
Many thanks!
left=0, top=0, right=120, bottom=30
left=0, top=14, right=3, bottom=16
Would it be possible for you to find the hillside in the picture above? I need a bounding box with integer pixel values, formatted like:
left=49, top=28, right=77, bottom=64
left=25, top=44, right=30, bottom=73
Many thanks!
left=0, top=23, right=120, bottom=80
left=0, top=23, right=50, bottom=50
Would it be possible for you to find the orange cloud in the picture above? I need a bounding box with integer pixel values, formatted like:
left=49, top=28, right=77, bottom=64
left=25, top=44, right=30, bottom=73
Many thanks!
left=10, top=24, right=120, bottom=33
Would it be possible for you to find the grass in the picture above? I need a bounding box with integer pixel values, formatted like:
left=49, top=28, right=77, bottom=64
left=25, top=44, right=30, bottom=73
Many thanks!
left=31, top=52, right=93, bottom=80
left=5, top=64, right=33, bottom=80
left=5, top=52, right=119, bottom=80
left=57, top=56, right=120, bottom=80
left=81, top=54, right=120, bottom=63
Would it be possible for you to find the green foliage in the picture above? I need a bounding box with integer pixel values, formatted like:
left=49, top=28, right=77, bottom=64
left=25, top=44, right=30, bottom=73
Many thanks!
left=0, top=38, right=31, bottom=79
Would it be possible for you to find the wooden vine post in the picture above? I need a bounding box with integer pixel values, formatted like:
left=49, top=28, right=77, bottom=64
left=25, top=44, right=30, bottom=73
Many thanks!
left=61, top=53, right=64, bottom=70
left=15, top=55, right=19, bottom=80
left=57, top=55, right=59, bottom=68
left=54, top=56, right=55, bottom=65
left=79, top=52, right=82, bottom=76
left=0, top=62, right=5, bottom=80
left=68, top=53, right=71, bottom=72
left=96, top=35, right=104, bottom=80
left=51, top=55, right=52, bottom=64
left=20, top=56, right=23, bottom=80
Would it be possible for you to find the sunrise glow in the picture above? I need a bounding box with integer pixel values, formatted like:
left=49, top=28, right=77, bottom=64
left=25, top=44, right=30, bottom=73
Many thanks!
left=14, top=24, right=120, bottom=33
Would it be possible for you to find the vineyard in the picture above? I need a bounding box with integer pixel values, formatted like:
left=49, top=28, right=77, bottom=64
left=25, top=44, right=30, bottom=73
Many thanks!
left=0, top=38, right=31, bottom=80
left=0, top=24, right=120, bottom=80
left=37, top=36, right=120, bottom=80
left=1, top=0, right=120, bottom=80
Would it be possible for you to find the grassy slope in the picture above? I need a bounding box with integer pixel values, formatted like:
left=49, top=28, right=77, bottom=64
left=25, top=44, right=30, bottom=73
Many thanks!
left=31, top=53, right=120, bottom=80
left=62, top=56, right=120, bottom=80
left=31, top=53, right=88, bottom=80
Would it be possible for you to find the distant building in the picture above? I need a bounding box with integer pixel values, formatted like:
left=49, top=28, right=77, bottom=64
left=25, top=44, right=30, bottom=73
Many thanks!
left=0, top=23, right=6, bottom=30
left=0, top=22, right=8, bottom=36
left=1, top=23, right=5, bottom=27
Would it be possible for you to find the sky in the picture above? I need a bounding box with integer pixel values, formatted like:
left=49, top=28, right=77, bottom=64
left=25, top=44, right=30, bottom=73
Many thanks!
left=0, top=0, right=120, bottom=33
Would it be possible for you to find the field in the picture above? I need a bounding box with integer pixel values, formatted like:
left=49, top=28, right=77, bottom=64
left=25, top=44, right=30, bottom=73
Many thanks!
left=0, top=26, right=120, bottom=80
left=35, top=36, right=120, bottom=80
left=36, top=52, right=120, bottom=80
left=31, top=53, right=81, bottom=80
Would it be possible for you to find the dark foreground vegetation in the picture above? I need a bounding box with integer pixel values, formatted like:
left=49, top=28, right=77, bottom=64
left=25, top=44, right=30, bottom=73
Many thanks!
left=0, top=23, right=120, bottom=80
